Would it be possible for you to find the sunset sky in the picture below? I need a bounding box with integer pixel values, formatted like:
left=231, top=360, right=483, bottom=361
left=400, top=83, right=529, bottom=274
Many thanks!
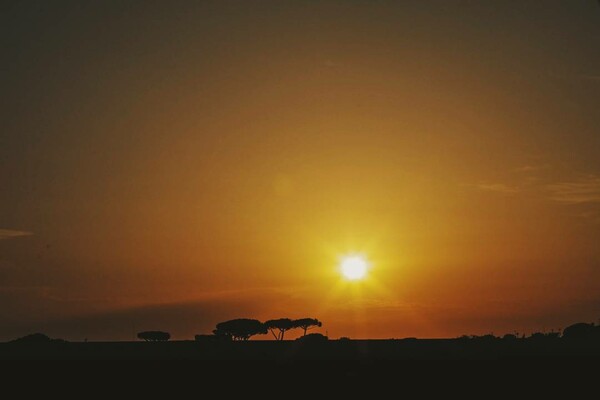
left=1, top=1, right=600, bottom=341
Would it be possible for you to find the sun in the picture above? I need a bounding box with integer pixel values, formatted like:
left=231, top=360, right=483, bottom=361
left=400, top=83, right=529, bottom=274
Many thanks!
left=340, top=255, right=369, bottom=281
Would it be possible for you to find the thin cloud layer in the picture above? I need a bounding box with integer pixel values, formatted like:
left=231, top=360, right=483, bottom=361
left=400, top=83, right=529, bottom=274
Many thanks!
left=474, top=183, right=519, bottom=194
left=514, top=164, right=550, bottom=173
left=547, top=176, right=600, bottom=204
left=0, top=229, right=32, bottom=240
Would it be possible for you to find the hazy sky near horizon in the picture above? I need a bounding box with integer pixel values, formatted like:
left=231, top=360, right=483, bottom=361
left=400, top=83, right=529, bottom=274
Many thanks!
left=1, top=0, right=600, bottom=340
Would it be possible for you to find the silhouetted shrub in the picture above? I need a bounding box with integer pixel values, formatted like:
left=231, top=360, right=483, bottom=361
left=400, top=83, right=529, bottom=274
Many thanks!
left=296, top=333, right=328, bottom=344
left=529, top=332, right=543, bottom=340
left=195, top=334, right=231, bottom=342
left=213, top=318, right=267, bottom=341
left=562, top=322, right=596, bottom=340
left=11, top=333, right=54, bottom=344
left=137, top=331, right=170, bottom=341
left=338, top=336, right=351, bottom=342
left=502, top=334, right=518, bottom=340
left=471, top=334, right=498, bottom=342
left=546, top=332, right=560, bottom=339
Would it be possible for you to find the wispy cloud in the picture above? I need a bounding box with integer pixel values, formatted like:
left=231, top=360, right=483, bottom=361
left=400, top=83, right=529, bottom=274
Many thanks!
left=514, top=164, right=549, bottom=173
left=473, top=183, right=519, bottom=194
left=547, top=175, right=600, bottom=204
left=0, top=229, right=33, bottom=240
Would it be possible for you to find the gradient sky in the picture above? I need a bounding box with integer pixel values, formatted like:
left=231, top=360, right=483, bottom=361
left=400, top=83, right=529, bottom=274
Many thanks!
left=1, top=1, right=600, bottom=341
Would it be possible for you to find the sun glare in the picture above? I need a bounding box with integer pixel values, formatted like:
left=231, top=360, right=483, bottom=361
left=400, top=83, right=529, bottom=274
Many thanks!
left=340, top=255, right=369, bottom=281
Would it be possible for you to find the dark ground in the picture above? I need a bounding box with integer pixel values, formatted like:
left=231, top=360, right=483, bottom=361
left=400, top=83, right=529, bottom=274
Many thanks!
left=2, top=338, right=600, bottom=360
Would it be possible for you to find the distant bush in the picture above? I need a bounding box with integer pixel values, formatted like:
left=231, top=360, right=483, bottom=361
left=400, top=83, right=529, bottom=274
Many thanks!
left=338, top=336, right=351, bottom=342
left=296, top=333, right=328, bottom=344
left=562, top=322, right=597, bottom=340
left=11, top=333, right=65, bottom=344
left=528, top=332, right=554, bottom=341
left=195, top=334, right=231, bottom=342
left=471, top=334, right=498, bottom=341
left=502, top=334, right=518, bottom=340
left=527, top=332, right=560, bottom=341
left=137, top=331, right=170, bottom=342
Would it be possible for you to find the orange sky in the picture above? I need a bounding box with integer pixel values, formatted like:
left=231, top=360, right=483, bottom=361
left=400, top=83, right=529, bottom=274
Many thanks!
left=1, top=1, right=600, bottom=340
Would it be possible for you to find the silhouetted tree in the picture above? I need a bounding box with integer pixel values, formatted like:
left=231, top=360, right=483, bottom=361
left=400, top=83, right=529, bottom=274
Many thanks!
left=265, top=318, right=294, bottom=340
left=292, top=318, right=322, bottom=336
left=213, top=318, right=267, bottom=341
left=137, top=331, right=170, bottom=341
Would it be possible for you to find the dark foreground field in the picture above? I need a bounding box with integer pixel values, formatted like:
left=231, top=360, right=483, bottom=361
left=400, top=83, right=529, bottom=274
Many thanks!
left=2, top=338, right=600, bottom=360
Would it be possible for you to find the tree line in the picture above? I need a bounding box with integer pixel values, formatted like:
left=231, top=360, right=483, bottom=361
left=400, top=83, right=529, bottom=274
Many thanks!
left=136, top=317, right=323, bottom=342
left=457, top=322, right=600, bottom=342
left=213, top=318, right=322, bottom=341
left=9, top=320, right=600, bottom=343
left=136, top=320, right=600, bottom=342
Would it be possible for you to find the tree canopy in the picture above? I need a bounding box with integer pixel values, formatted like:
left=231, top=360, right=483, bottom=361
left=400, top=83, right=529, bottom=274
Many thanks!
left=213, top=318, right=267, bottom=341
left=292, top=318, right=322, bottom=336
left=212, top=317, right=324, bottom=341
left=265, top=318, right=294, bottom=340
